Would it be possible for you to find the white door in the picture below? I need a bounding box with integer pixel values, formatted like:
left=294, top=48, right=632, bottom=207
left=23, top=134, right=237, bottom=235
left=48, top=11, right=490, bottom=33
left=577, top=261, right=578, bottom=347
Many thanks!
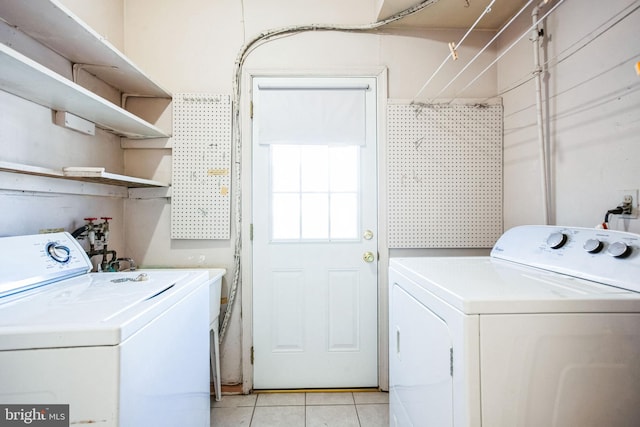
left=252, top=76, right=378, bottom=389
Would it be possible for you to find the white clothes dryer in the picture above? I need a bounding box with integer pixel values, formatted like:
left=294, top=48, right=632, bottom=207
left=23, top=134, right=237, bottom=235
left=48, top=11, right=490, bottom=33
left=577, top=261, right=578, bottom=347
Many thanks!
left=0, top=232, right=212, bottom=426
left=389, top=225, right=640, bottom=427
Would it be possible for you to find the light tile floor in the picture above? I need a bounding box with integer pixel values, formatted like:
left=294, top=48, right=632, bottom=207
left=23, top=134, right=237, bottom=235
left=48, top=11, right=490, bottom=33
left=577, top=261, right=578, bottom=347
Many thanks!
left=211, top=391, right=389, bottom=427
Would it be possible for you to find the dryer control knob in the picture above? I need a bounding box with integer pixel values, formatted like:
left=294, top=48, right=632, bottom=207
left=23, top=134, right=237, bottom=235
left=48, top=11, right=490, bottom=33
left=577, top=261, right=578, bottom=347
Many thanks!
left=607, top=241, right=632, bottom=258
left=583, top=238, right=604, bottom=253
left=546, top=232, right=568, bottom=249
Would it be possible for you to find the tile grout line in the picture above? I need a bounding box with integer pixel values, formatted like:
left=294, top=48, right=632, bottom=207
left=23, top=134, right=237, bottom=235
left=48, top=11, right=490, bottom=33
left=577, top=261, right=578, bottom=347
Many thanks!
left=350, top=392, right=363, bottom=427
left=249, top=402, right=256, bottom=427
left=212, top=391, right=388, bottom=427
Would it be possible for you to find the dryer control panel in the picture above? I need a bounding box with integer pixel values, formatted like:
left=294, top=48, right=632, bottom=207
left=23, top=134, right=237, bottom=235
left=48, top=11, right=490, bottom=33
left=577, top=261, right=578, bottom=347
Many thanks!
left=491, top=225, right=640, bottom=293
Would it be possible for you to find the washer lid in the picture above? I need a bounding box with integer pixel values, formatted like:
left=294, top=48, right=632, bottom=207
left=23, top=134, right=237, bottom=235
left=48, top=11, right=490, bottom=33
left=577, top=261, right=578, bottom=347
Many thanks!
left=0, top=270, right=208, bottom=350
left=390, top=257, right=640, bottom=314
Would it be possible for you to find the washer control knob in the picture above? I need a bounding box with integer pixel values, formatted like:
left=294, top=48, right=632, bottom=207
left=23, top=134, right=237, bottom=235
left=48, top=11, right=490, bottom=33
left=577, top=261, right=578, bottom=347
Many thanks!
left=583, top=238, right=604, bottom=254
left=607, top=241, right=632, bottom=258
left=546, top=232, right=568, bottom=249
left=46, top=242, right=71, bottom=264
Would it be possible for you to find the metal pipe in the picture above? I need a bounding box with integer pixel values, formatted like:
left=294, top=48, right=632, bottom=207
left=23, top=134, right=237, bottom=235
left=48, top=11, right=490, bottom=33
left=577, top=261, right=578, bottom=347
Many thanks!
left=100, top=248, right=117, bottom=272
left=113, top=258, right=137, bottom=272
left=532, top=0, right=551, bottom=225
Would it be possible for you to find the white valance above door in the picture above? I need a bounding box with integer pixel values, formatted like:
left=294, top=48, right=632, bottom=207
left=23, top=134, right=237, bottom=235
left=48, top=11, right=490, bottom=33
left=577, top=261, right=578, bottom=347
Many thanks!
left=256, top=83, right=369, bottom=145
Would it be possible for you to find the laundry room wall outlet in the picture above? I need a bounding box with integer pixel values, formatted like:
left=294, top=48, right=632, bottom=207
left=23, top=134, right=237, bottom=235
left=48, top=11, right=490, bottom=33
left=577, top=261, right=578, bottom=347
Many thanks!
left=618, top=189, right=639, bottom=219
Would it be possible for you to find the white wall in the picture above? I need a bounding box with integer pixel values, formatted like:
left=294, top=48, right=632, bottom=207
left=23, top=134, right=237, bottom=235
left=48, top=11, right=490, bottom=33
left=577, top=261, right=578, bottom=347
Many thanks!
left=59, top=0, right=125, bottom=51
left=0, top=91, right=125, bottom=256
left=498, top=0, right=640, bottom=233
left=120, top=0, right=499, bottom=385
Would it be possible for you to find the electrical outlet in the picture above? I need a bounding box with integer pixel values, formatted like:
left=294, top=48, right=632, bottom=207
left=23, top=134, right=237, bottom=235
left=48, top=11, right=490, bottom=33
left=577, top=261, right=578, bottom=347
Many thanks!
left=618, top=189, right=639, bottom=219
left=622, top=195, right=633, bottom=214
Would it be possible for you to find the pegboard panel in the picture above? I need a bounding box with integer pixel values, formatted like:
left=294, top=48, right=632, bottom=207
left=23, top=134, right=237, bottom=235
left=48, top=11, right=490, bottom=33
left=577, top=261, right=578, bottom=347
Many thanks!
left=171, top=94, right=231, bottom=239
left=387, top=101, right=502, bottom=248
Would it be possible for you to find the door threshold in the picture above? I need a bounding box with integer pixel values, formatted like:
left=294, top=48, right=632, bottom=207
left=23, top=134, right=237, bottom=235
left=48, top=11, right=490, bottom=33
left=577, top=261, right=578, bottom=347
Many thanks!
left=253, top=387, right=381, bottom=394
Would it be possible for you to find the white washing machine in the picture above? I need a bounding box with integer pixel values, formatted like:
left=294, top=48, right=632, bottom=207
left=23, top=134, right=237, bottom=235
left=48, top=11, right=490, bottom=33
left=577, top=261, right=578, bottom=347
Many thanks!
left=0, top=232, right=212, bottom=426
left=389, top=225, right=640, bottom=427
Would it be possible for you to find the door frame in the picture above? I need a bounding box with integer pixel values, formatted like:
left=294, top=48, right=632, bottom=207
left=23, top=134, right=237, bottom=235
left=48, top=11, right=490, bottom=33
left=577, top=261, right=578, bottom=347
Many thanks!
left=240, top=67, right=389, bottom=393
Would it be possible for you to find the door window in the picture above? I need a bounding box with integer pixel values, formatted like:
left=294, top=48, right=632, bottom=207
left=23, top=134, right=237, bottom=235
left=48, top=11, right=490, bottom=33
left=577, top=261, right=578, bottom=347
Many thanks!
left=270, top=144, right=360, bottom=242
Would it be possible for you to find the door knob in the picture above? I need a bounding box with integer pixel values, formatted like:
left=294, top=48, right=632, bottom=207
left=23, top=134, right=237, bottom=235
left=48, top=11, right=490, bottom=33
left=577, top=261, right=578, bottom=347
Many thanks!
left=363, top=251, right=375, bottom=263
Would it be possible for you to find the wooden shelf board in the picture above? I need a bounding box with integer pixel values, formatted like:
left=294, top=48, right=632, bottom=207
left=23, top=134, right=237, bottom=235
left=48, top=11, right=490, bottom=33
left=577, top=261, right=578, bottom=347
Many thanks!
left=0, top=162, right=168, bottom=189
left=0, top=43, right=170, bottom=139
left=0, top=0, right=171, bottom=98
left=62, top=167, right=169, bottom=188
left=0, top=161, right=64, bottom=180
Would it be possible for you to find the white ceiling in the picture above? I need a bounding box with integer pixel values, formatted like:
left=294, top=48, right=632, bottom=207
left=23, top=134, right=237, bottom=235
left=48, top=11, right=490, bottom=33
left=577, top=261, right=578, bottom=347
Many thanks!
left=377, top=0, right=532, bottom=30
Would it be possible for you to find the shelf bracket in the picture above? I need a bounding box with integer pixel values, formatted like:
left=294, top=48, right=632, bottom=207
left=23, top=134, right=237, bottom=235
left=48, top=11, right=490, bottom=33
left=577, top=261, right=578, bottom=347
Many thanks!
left=121, top=93, right=170, bottom=109
left=72, top=62, right=117, bottom=84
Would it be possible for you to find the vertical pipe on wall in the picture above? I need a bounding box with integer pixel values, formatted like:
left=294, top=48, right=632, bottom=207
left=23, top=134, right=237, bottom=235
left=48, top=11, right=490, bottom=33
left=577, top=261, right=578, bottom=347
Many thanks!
left=532, top=0, right=551, bottom=224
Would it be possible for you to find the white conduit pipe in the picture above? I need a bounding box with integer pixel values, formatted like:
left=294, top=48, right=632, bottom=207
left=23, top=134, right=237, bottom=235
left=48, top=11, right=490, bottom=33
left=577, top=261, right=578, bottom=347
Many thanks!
left=412, top=0, right=497, bottom=102
left=424, top=0, right=536, bottom=103
left=219, top=0, right=443, bottom=343
left=532, top=0, right=551, bottom=225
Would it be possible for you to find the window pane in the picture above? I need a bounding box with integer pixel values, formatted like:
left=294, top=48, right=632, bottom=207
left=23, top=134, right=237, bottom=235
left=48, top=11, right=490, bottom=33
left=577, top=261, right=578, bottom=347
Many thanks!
left=301, top=146, right=328, bottom=192
left=301, top=193, right=329, bottom=239
left=272, top=145, right=300, bottom=192
left=329, top=146, right=359, bottom=192
left=270, top=145, right=361, bottom=242
left=330, top=193, right=358, bottom=239
left=272, top=193, right=300, bottom=240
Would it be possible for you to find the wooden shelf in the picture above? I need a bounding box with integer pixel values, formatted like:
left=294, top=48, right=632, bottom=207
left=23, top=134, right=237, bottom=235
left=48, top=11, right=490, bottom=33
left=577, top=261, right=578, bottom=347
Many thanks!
left=0, top=0, right=171, bottom=99
left=0, top=1, right=172, bottom=198
left=0, top=162, right=168, bottom=189
left=0, top=44, right=169, bottom=139
left=62, top=167, right=168, bottom=188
